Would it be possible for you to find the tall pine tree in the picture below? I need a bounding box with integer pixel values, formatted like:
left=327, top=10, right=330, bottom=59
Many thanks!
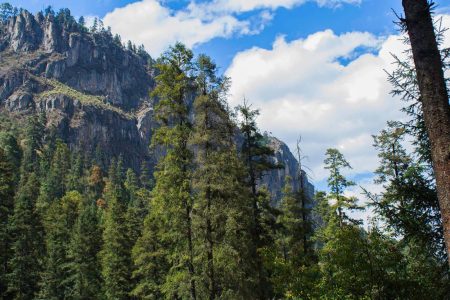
left=134, top=43, right=197, bottom=299
left=0, top=148, right=16, bottom=298
left=100, top=161, right=133, bottom=299
left=237, top=101, right=279, bottom=299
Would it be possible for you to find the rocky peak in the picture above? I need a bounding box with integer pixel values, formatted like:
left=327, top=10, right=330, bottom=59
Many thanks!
left=1, top=9, right=153, bottom=109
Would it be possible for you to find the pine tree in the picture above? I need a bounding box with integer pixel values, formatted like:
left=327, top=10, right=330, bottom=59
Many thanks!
left=324, top=148, right=361, bottom=227
left=125, top=168, right=149, bottom=248
left=78, top=16, right=85, bottom=28
left=314, top=150, right=369, bottom=298
left=237, top=101, right=280, bottom=299
left=66, top=152, right=85, bottom=193
left=139, top=161, right=153, bottom=190
left=131, top=211, right=166, bottom=299
left=0, top=3, right=17, bottom=22
left=0, top=132, right=21, bottom=185
left=39, top=191, right=82, bottom=299
left=100, top=162, right=133, bottom=299
left=371, top=124, right=443, bottom=252
left=0, top=148, right=16, bottom=298
left=401, top=0, right=450, bottom=261
left=65, top=194, right=103, bottom=299
left=133, top=42, right=196, bottom=299
left=367, top=123, right=450, bottom=297
left=91, top=18, right=98, bottom=33
left=37, top=140, right=71, bottom=212
left=190, top=54, right=258, bottom=298
left=21, top=114, right=45, bottom=174
left=7, top=114, right=45, bottom=300
left=271, top=176, right=316, bottom=297
left=7, top=173, right=43, bottom=300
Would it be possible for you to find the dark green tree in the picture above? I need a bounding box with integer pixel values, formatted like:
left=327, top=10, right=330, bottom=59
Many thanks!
left=7, top=173, right=43, bottom=300
left=237, top=101, right=280, bottom=299
left=324, top=148, right=361, bottom=227
left=190, top=54, right=258, bottom=298
left=21, top=114, right=45, bottom=174
left=139, top=161, right=153, bottom=190
left=38, top=191, right=81, bottom=299
left=125, top=168, right=149, bottom=248
left=0, top=148, right=16, bottom=298
left=100, top=162, right=133, bottom=299
left=270, top=176, right=317, bottom=298
left=133, top=42, right=197, bottom=299
left=37, top=140, right=71, bottom=212
left=366, top=123, right=450, bottom=297
left=0, top=132, right=21, bottom=185
left=66, top=152, right=86, bottom=193
left=65, top=194, right=103, bottom=299
left=6, top=114, right=45, bottom=300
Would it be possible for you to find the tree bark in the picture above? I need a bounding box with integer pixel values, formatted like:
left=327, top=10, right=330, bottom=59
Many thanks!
left=402, top=0, right=450, bottom=263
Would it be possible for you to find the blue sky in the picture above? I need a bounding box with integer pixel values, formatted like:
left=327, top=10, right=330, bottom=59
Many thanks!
left=10, top=0, right=406, bottom=68
left=8, top=0, right=450, bottom=197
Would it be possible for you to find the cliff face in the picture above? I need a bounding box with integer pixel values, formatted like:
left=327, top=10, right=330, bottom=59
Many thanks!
left=0, top=10, right=154, bottom=170
left=264, top=137, right=315, bottom=205
left=0, top=9, right=314, bottom=202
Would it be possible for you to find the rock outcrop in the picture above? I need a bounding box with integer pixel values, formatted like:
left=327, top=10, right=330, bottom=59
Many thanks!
left=0, top=9, right=314, bottom=203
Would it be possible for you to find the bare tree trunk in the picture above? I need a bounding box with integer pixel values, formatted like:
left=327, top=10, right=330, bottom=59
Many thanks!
left=402, top=0, right=450, bottom=263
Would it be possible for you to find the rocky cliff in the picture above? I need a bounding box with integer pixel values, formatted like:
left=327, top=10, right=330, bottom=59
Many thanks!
left=0, top=9, right=313, bottom=203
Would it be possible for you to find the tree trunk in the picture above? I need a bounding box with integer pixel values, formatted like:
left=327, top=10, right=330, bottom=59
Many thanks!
left=402, top=0, right=450, bottom=263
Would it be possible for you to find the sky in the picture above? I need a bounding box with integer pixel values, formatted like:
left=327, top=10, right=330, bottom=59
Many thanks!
left=8, top=0, right=450, bottom=207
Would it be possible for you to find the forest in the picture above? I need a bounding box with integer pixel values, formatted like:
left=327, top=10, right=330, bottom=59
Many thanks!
left=1, top=0, right=450, bottom=299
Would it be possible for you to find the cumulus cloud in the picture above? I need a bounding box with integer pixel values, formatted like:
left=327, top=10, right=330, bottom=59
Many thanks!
left=103, top=0, right=255, bottom=56
left=103, top=0, right=362, bottom=57
left=225, top=29, right=411, bottom=182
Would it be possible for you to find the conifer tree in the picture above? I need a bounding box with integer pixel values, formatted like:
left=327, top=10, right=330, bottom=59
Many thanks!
left=237, top=101, right=279, bottom=299
left=0, top=132, right=21, bottom=185
left=315, top=150, right=368, bottom=298
left=0, top=148, right=15, bottom=298
left=271, top=176, right=316, bottom=297
left=125, top=168, right=149, bottom=248
left=66, top=194, right=103, bottom=299
left=7, top=173, right=43, bottom=300
left=91, top=18, right=98, bottom=33
left=66, top=152, right=85, bottom=193
left=139, top=161, right=153, bottom=190
left=37, top=140, right=71, bottom=212
left=131, top=210, right=166, bottom=299
left=133, top=42, right=196, bottom=299
left=39, top=191, right=82, bottom=299
left=190, top=54, right=258, bottom=298
left=21, top=114, right=45, bottom=174
left=7, top=114, right=45, bottom=300
left=100, top=162, right=133, bottom=299
left=324, top=148, right=361, bottom=227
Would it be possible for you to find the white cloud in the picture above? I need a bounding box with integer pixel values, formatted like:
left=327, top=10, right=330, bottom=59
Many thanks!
left=103, top=0, right=254, bottom=56
left=188, top=0, right=361, bottom=15
left=103, top=0, right=362, bottom=57
left=225, top=29, right=411, bottom=182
